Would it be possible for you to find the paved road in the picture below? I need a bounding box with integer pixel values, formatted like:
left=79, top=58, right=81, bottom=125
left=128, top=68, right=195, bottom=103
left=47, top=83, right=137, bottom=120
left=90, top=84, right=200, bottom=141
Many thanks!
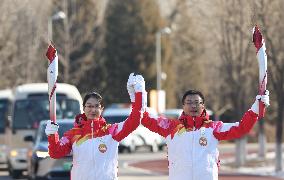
left=0, top=145, right=282, bottom=180
left=125, top=156, right=282, bottom=180
left=219, top=176, right=282, bottom=180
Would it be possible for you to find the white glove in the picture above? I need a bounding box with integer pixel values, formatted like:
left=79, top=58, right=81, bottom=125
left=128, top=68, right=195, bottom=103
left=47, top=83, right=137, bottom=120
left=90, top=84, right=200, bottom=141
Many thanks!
left=45, top=120, right=59, bottom=136
left=134, top=75, right=145, bottom=92
left=251, top=90, right=270, bottom=115
left=142, top=91, right=147, bottom=112
left=127, top=73, right=136, bottom=102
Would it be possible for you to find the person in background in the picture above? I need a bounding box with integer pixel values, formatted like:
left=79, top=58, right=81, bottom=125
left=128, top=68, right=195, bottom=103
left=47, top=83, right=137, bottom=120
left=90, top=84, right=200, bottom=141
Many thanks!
left=45, top=73, right=146, bottom=180
left=135, top=89, right=269, bottom=180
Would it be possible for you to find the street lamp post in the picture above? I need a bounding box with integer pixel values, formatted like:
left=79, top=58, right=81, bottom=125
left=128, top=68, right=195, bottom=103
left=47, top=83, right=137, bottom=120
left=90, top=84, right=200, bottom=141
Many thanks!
left=155, top=27, right=171, bottom=91
left=156, top=32, right=162, bottom=91
left=155, top=27, right=171, bottom=113
left=48, top=11, right=66, bottom=41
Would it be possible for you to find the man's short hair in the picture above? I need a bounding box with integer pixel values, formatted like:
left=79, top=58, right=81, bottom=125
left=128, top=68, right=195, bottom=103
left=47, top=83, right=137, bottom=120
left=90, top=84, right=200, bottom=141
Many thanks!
left=182, top=90, right=205, bottom=104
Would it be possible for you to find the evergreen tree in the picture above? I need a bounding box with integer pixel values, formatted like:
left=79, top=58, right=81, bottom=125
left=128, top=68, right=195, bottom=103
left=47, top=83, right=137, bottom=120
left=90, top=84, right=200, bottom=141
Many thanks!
left=102, top=0, right=169, bottom=105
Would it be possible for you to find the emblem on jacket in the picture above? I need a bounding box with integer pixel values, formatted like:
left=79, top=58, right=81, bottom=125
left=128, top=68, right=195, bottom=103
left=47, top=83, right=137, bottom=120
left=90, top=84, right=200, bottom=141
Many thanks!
left=199, top=127, right=207, bottom=146
left=199, top=137, right=207, bottom=146
left=98, top=143, right=107, bottom=153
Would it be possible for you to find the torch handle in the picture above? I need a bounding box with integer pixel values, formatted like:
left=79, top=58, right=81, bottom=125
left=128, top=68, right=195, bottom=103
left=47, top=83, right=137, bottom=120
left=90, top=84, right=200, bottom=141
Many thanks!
left=258, top=100, right=265, bottom=119
left=258, top=83, right=266, bottom=119
left=49, top=93, right=56, bottom=123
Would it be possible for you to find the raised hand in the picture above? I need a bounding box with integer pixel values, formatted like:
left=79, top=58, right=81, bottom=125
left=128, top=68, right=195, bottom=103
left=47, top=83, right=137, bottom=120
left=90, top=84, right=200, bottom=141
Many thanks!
left=134, top=75, right=145, bottom=92
left=251, top=90, right=270, bottom=115
left=134, top=74, right=147, bottom=112
left=127, top=73, right=136, bottom=102
left=45, top=120, right=59, bottom=136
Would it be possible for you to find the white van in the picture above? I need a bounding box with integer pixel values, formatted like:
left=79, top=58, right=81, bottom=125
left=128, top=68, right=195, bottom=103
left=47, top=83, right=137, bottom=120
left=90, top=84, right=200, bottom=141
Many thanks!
left=103, top=107, right=163, bottom=153
left=6, top=83, right=82, bottom=178
left=0, top=89, right=13, bottom=164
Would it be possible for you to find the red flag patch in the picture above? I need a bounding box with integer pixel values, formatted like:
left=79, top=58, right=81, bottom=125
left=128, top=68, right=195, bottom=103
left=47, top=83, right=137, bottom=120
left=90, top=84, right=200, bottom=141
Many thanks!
left=46, top=45, right=56, bottom=63
left=253, top=26, right=263, bottom=51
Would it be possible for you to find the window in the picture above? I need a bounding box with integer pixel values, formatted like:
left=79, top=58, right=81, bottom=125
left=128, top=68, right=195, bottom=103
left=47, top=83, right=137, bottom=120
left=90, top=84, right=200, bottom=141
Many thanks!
left=104, top=115, right=128, bottom=124
left=40, top=122, right=74, bottom=142
left=13, top=97, right=80, bottom=129
left=0, top=100, right=10, bottom=129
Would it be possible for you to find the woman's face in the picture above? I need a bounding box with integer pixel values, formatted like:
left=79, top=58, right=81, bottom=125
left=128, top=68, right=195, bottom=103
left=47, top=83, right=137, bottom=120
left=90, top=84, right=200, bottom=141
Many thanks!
left=83, top=97, right=104, bottom=120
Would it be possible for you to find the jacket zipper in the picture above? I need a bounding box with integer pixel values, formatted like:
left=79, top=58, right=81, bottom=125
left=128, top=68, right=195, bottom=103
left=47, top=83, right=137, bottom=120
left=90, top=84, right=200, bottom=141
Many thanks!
left=91, top=120, right=94, bottom=138
left=91, top=120, right=94, bottom=165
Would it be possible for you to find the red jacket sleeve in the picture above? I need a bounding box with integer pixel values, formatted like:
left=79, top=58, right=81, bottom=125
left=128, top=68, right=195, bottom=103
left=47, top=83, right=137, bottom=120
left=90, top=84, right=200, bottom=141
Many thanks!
left=48, top=130, right=73, bottom=159
left=213, top=110, right=258, bottom=141
left=111, top=92, right=142, bottom=142
left=141, top=112, right=176, bottom=138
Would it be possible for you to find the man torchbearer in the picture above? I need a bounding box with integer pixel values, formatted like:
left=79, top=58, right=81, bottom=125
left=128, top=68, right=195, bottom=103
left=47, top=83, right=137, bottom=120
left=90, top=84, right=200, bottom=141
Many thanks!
left=132, top=26, right=270, bottom=180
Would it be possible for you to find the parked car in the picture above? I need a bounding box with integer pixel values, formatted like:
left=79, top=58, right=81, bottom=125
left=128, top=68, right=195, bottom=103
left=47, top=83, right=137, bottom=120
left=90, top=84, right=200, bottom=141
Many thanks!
left=160, top=109, right=183, bottom=119
left=25, top=119, right=74, bottom=180
left=103, top=107, right=163, bottom=153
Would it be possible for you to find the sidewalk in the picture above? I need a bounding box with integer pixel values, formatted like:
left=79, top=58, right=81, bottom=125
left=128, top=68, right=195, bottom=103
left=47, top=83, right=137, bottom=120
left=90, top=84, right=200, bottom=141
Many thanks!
left=129, top=143, right=284, bottom=179
left=219, top=143, right=284, bottom=179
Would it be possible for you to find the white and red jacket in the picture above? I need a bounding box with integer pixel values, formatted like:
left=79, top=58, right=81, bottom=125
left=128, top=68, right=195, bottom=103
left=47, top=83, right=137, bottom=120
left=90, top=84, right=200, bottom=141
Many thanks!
left=48, top=92, right=142, bottom=180
left=141, top=109, right=258, bottom=180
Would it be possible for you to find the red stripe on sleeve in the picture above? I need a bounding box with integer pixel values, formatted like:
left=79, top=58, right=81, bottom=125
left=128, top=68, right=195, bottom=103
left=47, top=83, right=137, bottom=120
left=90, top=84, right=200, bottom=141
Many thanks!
left=213, top=110, right=258, bottom=141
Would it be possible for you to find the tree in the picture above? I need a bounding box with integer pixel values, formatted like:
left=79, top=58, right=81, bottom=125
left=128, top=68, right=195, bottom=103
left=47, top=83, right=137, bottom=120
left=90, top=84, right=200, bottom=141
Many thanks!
left=253, top=0, right=284, bottom=171
left=165, top=0, right=206, bottom=107
left=211, top=0, right=258, bottom=166
left=101, top=0, right=170, bottom=105
left=0, top=0, right=51, bottom=88
left=51, top=0, right=100, bottom=84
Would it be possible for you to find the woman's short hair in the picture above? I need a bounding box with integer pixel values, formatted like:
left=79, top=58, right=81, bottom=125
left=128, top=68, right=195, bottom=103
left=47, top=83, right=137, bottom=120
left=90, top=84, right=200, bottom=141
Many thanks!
left=83, top=91, right=104, bottom=107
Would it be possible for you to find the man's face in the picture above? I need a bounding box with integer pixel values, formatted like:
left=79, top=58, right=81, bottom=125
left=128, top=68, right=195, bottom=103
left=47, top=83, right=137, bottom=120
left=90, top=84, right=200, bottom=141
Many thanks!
left=182, top=94, right=205, bottom=117
left=83, top=97, right=104, bottom=120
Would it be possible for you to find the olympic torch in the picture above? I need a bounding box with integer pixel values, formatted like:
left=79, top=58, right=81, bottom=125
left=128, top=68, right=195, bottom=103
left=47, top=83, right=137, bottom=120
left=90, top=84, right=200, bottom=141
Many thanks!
left=252, top=25, right=267, bottom=118
left=46, top=44, right=58, bottom=123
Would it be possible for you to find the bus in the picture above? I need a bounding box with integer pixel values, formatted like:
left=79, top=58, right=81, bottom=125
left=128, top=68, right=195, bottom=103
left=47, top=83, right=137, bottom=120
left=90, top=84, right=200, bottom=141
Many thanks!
left=6, top=83, right=83, bottom=178
left=0, top=89, right=13, bottom=165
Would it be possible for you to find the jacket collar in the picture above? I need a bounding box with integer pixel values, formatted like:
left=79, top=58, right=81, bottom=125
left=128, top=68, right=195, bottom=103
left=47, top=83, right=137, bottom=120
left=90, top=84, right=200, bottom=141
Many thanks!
left=74, top=113, right=106, bottom=128
left=178, top=109, right=210, bottom=130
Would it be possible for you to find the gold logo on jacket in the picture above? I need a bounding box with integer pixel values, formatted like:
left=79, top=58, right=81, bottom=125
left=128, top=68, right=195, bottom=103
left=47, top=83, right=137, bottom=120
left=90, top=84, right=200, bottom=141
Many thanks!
left=98, top=144, right=107, bottom=153
left=199, top=137, right=207, bottom=146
